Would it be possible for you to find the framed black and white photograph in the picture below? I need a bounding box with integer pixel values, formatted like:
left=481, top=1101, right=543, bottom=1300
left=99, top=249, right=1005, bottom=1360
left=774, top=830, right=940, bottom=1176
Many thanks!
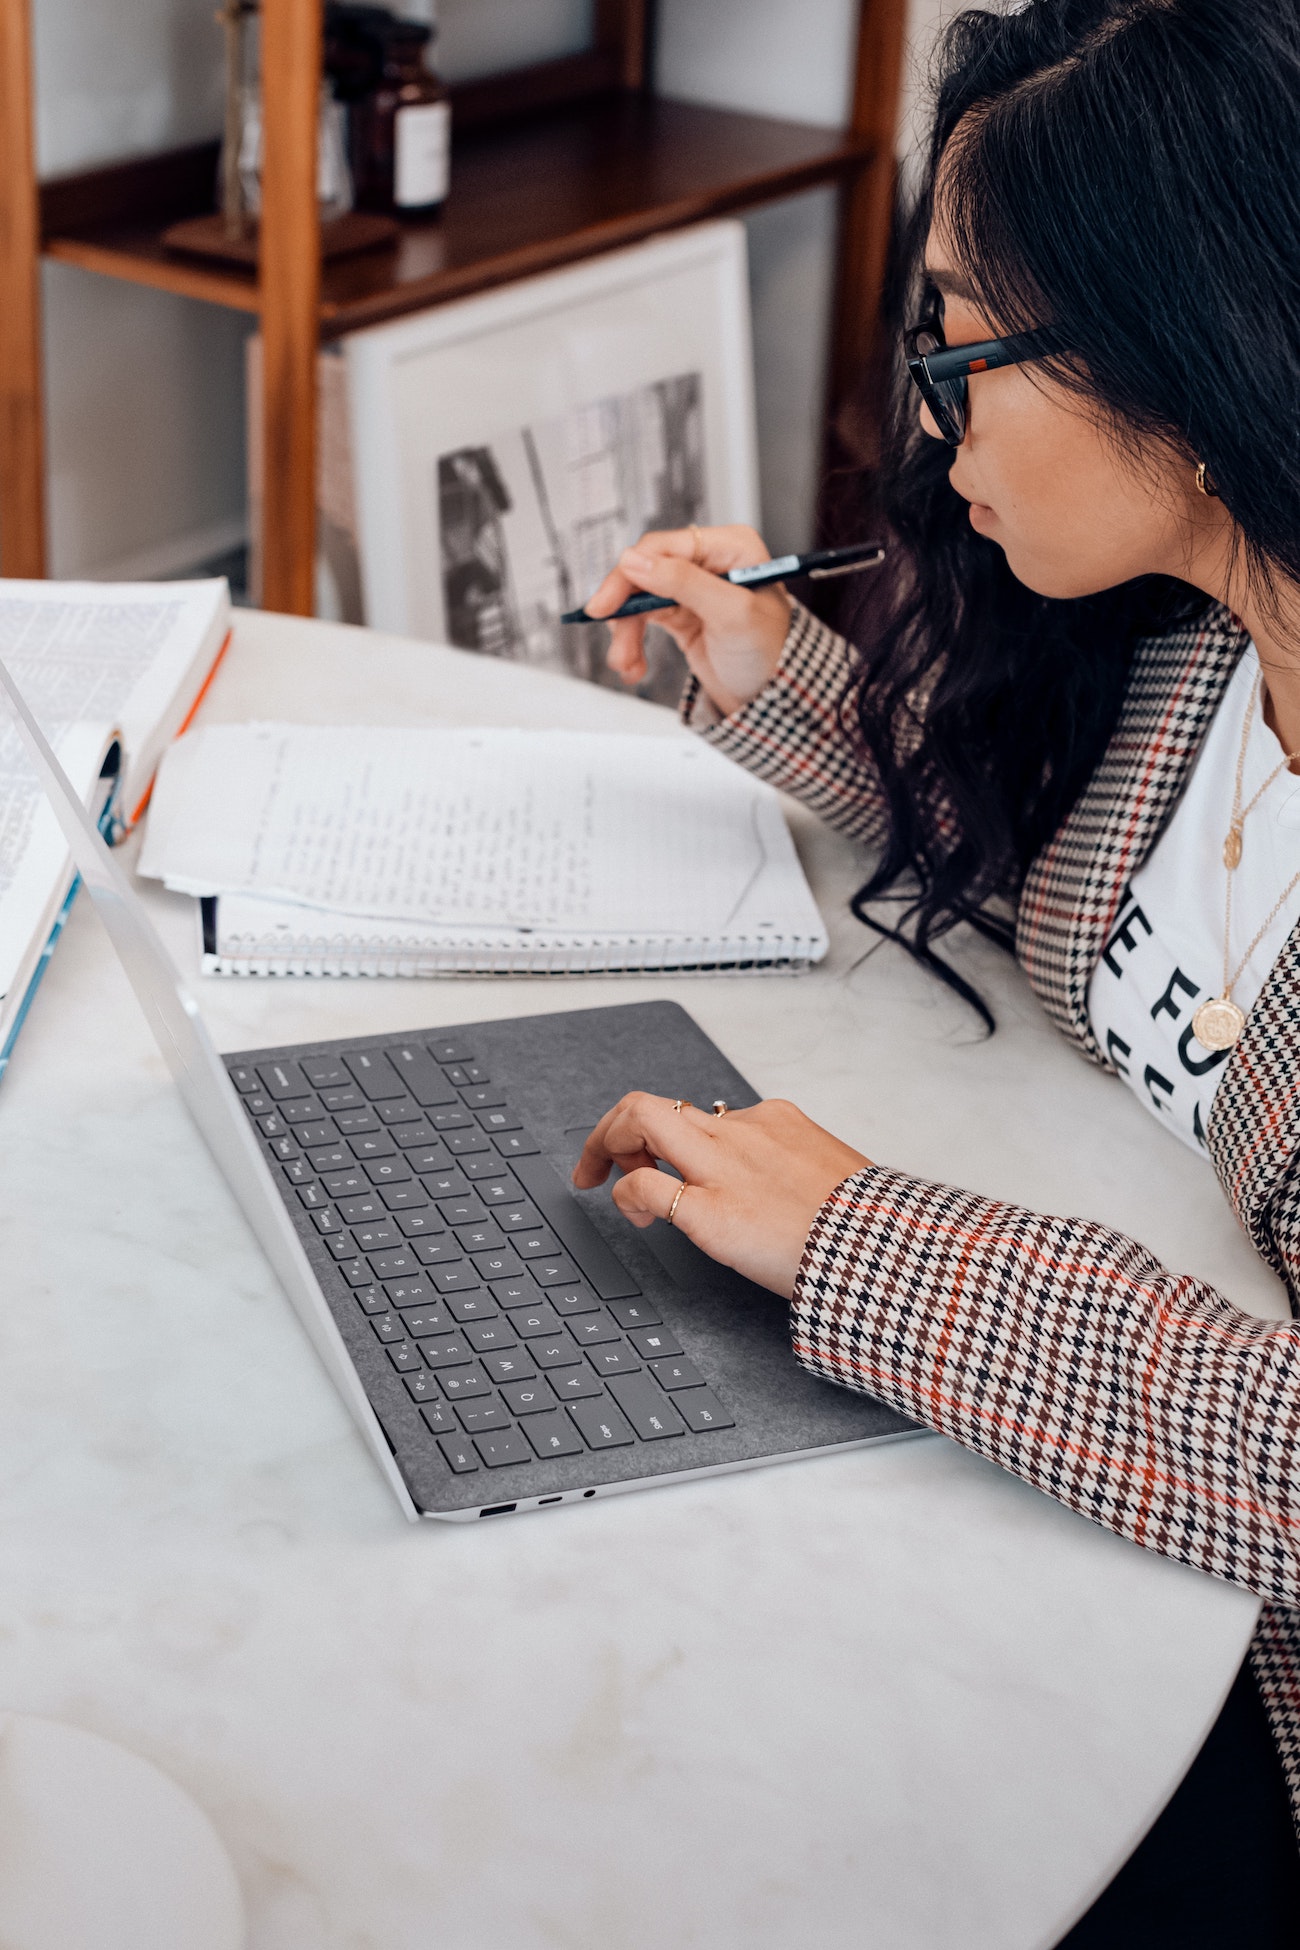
left=345, top=222, right=759, bottom=703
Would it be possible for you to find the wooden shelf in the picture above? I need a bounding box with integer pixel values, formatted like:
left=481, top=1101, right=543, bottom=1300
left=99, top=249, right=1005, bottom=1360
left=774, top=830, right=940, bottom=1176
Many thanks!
left=41, top=95, right=872, bottom=338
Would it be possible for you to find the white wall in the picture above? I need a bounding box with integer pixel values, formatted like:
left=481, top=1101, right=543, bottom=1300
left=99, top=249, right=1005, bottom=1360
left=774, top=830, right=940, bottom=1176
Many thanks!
left=29, top=0, right=952, bottom=581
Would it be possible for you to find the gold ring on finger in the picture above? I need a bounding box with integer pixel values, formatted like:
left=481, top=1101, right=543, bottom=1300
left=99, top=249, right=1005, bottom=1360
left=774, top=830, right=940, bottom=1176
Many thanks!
left=667, top=1182, right=687, bottom=1226
left=689, top=523, right=704, bottom=565
left=712, top=1100, right=729, bottom=1117
left=672, top=1099, right=693, bottom=1113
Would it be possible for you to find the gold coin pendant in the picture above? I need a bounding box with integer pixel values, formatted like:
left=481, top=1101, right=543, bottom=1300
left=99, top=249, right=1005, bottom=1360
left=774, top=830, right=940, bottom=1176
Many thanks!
left=1191, top=996, right=1246, bottom=1052
left=1223, top=826, right=1243, bottom=870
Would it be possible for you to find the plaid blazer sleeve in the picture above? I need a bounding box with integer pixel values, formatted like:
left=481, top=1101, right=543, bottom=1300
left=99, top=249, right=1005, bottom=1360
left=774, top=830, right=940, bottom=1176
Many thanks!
left=679, top=602, right=889, bottom=847
left=794, top=1164, right=1300, bottom=1609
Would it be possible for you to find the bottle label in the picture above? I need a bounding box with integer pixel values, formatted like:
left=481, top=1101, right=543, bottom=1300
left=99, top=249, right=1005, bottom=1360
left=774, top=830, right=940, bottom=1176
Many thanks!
left=395, top=100, right=451, bottom=209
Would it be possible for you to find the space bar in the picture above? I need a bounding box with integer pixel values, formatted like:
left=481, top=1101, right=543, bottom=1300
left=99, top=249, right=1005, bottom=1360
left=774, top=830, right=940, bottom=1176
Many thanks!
left=511, top=1156, right=641, bottom=1300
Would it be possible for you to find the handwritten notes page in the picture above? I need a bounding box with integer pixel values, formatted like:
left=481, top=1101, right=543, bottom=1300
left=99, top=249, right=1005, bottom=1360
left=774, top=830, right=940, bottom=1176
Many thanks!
left=139, top=724, right=826, bottom=957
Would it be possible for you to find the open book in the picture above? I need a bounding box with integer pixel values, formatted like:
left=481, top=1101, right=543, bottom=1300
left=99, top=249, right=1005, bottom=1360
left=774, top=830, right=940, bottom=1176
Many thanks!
left=0, top=578, right=232, bottom=1075
left=138, top=723, right=828, bottom=976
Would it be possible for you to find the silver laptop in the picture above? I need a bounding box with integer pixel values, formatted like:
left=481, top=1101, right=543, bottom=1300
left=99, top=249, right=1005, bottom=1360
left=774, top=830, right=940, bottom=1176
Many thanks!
left=0, top=658, right=913, bottom=1522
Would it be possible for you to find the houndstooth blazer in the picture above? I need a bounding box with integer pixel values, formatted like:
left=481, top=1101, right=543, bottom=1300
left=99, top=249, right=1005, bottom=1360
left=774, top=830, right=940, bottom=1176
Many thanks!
left=688, top=599, right=1300, bottom=1831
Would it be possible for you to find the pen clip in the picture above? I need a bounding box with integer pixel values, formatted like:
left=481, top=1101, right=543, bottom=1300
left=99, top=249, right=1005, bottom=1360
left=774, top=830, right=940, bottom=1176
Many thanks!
left=807, top=547, right=886, bottom=580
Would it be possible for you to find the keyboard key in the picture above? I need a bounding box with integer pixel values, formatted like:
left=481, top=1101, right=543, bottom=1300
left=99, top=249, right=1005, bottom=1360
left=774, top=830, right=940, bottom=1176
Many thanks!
left=377, top=1098, right=422, bottom=1125
left=321, top=1084, right=364, bottom=1111
left=588, top=1345, right=641, bottom=1376
left=281, top=1095, right=324, bottom=1123
left=460, top=1085, right=505, bottom=1110
left=266, top=1134, right=298, bottom=1163
left=326, top=1233, right=359, bottom=1259
left=548, top=1284, right=601, bottom=1318
left=411, top=1236, right=464, bottom=1267
left=364, top=1157, right=411, bottom=1186
left=473, top=1248, right=524, bottom=1282
left=531, top=1331, right=581, bottom=1370
left=327, top=1171, right=372, bottom=1200
left=294, top=1121, right=335, bottom=1147
left=570, top=1314, right=622, bottom=1347
left=568, top=1399, right=634, bottom=1450
left=477, top=1177, right=524, bottom=1207
left=500, top=1377, right=555, bottom=1416
left=496, top=1202, right=541, bottom=1231
left=344, top=1049, right=405, bottom=1099
left=409, top=1152, right=458, bottom=1180
left=351, top=1219, right=402, bottom=1254
left=523, top=1410, right=584, bottom=1459
left=337, top=1258, right=375, bottom=1287
left=439, top=1195, right=488, bottom=1226
left=335, top=1106, right=381, bottom=1135
left=427, top=1037, right=475, bottom=1064
left=397, top=1209, right=445, bottom=1238
left=384, top=1278, right=436, bottom=1311
left=420, top=1335, right=474, bottom=1370
left=446, top=1290, right=497, bottom=1322
left=488, top=1274, right=543, bottom=1310
left=404, top=1370, right=440, bottom=1404
left=482, top=1350, right=535, bottom=1383
left=494, top=1132, right=540, bottom=1158
left=381, top=1182, right=428, bottom=1211
left=418, top=1399, right=457, bottom=1433
left=609, top=1299, right=662, bottom=1330
left=429, top=1264, right=481, bottom=1295
left=370, top=1248, right=419, bottom=1280
left=432, top=1107, right=473, bottom=1132
left=401, top=1306, right=457, bottom=1340
left=387, top=1042, right=458, bottom=1107
left=456, top=1220, right=505, bottom=1252
left=228, top=1064, right=260, bottom=1093
left=258, top=1059, right=307, bottom=1100
left=442, top=1061, right=485, bottom=1087
left=387, top=1341, right=422, bottom=1372
left=676, top=1388, right=735, bottom=1433
left=447, top=1129, right=489, bottom=1155
left=370, top=1311, right=403, bottom=1342
left=456, top=1399, right=512, bottom=1433
left=424, top=1168, right=471, bottom=1200
left=506, top=1303, right=562, bottom=1339
left=513, top=1229, right=561, bottom=1259
left=609, top=1372, right=687, bottom=1440
left=437, top=1433, right=478, bottom=1473
left=242, top=1091, right=276, bottom=1116
left=349, top=1130, right=396, bottom=1161
left=477, top=1108, right=521, bottom=1133
left=301, top=1055, right=350, bottom=1088
left=281, top=1157, right=316, bottom=1187
left=530, top=1257, right=581, bottom=1289
left=308, top=1145, right=350, bottom=1171
left=629, top=1326, right=684, bottom=1360
left=392, top=1122, right=439, bottom=1149
left=475, top=1427, right=534, bottom=1469
left=439, top=1364, right=491, bottom=1401
left=547, top=1365, right=605, bottom=1401
left=297, top=1182, right=329, bottom=1210
left=257, top=1112, right=288, bottom=1138
left=463, top=1155, right=513, bottom=1182
left=352, top=1284, right=387, bottom=1314
left=465, top=1319, right=515, bottom=1352
left=338, top=1192, right=386, bottom=1223
left=649, top=1357, right=706, bottom=1391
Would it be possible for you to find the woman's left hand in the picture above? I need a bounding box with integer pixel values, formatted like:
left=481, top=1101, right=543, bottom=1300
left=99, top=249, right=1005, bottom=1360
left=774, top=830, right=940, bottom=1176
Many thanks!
left=572, top=1094, right=871, bottom=1299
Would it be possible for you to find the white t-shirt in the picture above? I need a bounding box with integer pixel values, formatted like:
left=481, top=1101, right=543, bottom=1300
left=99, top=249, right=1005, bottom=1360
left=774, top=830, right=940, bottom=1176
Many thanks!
left=1086, top=644, right=1300, bottom=1156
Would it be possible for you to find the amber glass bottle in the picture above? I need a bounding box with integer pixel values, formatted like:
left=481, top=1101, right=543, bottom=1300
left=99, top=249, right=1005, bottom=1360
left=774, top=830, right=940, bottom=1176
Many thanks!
left=349, top=17, right=451, bottom=216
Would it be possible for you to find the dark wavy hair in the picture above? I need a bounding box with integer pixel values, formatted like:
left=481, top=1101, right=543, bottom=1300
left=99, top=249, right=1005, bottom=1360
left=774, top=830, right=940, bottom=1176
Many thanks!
left=843, top=0, right=1300, bottom=1027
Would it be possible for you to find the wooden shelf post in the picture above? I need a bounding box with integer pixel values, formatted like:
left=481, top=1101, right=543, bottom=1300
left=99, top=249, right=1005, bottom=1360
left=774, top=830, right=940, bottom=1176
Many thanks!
left=259, top=0, right=322, bottom=615
left=0, top=0, right=46, bottom=577
left=830, top=0, right=908, bottom=415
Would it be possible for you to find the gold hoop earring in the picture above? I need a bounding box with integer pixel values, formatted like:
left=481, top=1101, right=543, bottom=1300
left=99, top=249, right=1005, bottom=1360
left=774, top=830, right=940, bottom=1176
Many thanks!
left=1196, top=460, right=1219, bottom=499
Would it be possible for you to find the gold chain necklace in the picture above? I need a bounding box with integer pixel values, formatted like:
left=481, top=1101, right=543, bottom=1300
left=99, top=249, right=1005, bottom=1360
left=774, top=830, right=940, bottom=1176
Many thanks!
left=1190, top=673, right=1300, bottom=1051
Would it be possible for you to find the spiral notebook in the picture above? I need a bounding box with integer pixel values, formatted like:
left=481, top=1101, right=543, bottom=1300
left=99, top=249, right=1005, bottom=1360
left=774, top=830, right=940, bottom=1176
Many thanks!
left=137, top=723, right=828, bottom=977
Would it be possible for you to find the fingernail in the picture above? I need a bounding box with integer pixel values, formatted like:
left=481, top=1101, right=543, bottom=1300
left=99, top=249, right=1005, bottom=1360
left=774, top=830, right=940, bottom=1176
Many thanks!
left=623, top=547, right=652, bottom=571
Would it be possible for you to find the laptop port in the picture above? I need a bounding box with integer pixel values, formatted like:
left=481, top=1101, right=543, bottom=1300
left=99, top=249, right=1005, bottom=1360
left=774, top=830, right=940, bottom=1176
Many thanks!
left=479, top=1503, right=516, bottom=1517
left=539, top=1495, right=563, bottom=1505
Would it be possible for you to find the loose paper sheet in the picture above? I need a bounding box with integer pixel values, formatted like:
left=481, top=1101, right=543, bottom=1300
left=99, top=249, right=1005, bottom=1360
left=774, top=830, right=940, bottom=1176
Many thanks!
left=140, top=724, right=814, bottom=941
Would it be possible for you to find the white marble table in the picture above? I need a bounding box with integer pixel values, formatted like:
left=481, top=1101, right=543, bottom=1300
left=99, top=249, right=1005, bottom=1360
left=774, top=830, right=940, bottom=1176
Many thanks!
left=1, top=610, right=1283, bottom=1949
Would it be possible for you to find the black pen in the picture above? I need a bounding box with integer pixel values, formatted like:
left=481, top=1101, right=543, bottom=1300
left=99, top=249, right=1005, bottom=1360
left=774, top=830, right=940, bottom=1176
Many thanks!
left=560, top=540, right=887, bottom=624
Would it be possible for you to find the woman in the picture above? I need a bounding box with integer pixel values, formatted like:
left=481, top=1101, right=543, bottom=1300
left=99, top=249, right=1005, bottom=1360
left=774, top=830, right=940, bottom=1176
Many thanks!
left=574, top=0, right=1300, bottom=1940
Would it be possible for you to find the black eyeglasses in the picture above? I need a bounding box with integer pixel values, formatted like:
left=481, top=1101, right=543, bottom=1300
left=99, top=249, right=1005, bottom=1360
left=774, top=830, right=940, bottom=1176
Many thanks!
left=905, top=315, right=1066, bottom=446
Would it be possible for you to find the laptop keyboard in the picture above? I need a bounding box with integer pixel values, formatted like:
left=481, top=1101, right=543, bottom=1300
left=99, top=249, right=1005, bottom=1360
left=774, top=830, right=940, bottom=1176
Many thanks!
left=226, top=1034, right=735, bottom=1479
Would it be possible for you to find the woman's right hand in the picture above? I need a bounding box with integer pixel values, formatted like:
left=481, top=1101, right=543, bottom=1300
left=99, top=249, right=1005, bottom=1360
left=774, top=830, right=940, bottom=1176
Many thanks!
left=584, top=524, right=792, bottom=718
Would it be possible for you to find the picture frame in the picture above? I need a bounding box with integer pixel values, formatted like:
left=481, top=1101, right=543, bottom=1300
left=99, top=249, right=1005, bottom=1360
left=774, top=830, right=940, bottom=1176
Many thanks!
left=344, top=221, right=759, bottom=701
